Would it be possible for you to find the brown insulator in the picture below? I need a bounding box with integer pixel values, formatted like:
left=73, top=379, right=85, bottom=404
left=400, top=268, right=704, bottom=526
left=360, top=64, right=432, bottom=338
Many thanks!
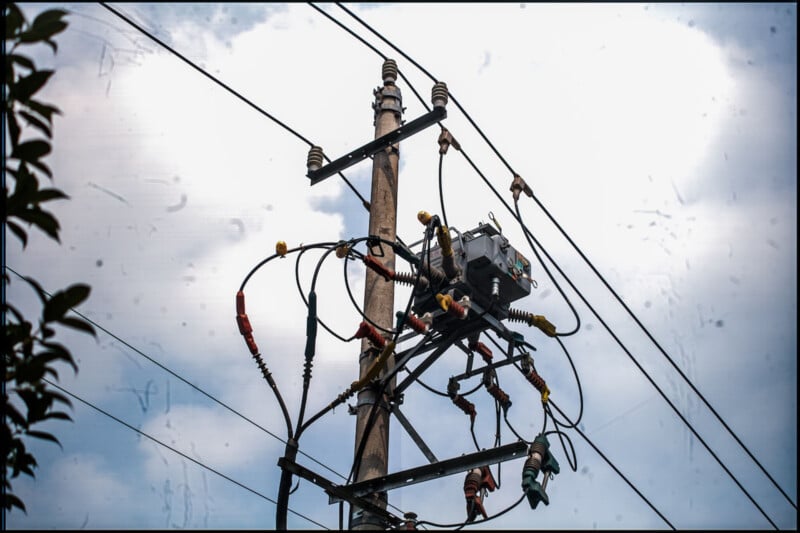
left=452, top=394, right=477, bottom=423
left=354, top=321, right=386, bottom=348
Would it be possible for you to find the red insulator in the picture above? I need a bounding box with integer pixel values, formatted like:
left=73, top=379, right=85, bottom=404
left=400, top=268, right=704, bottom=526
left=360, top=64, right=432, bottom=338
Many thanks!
left=363, top=255, right=395, bottom=281
left=486, top=383, right=512, bottom=412
left=469, top=340, right=493, bottom=364
left=452, top=394, right=476, bottom=423
left=526, top=369, right=547, bottom=394
left=447, top=298, right=468, bottom=319
left=405, top=313, right=429, bottom=334
left=236, top=291, right=259, bottom=355
left=354, top=320, right=386, bottom=348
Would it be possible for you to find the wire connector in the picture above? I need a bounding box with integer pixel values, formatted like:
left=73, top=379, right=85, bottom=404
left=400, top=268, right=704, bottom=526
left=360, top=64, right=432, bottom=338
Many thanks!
left=510, top=173, right=533, bottom=202
left=438, top=128, right=460, bottom=155
left=275, top=240, right=288, bottom=257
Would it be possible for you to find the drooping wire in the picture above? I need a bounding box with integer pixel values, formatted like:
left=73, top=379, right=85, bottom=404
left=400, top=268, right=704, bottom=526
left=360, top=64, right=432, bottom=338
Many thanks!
left=415, top=494, right=527, bottom=530
left=331, top=1, right=797, bottom=512
left=548, top=398, right=675, bottom=530
left=42, top=378, right=330, bottom=529
left=100, top=2, right=371, bottom=212
left=342, top=244, right=396, bottom=335
left=347, top=233, right=433, bottom=486
left=438, top=152, right=448, bottom=227
left=292, top=243, right=357, bottom=343
left=4, top=265, right=345, bottom=482
left=513, top=199, right=581, bottom=336
left=306, top=2, right=432, bottom=118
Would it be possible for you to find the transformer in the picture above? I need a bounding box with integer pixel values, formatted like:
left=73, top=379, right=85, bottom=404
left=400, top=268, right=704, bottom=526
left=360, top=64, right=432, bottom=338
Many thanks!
left=412, top=222, right=532, bottom=325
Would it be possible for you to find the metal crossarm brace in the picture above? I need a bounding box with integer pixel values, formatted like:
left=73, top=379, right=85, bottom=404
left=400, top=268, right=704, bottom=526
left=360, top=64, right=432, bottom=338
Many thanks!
left=330, top=441, right=528, bottom=502
left=277, top=457, right=403, bottom=527
left=307, top=106, right=447, bottom=185
left=392, top=405, right=438, bottom=464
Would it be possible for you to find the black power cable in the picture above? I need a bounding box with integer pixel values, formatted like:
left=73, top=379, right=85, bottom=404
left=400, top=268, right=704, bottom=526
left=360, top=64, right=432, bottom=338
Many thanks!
left=99, top=2, right=371, bottom=212
left=332, top=1, right=797, bottom=513
left=41, top=378, right=330, bottom=529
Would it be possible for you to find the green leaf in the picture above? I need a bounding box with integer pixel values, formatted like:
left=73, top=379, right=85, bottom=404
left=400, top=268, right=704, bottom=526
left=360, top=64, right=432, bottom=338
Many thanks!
left=8, top=53, right=35, bottom=71
left=42, top=411, right=72, bottom=422
left=58, top=316, right=96, bottom=337
left=14, top=207, right=61, bottom=242
left=4, top=4, right=26, bottom=40
left=28, top=9, right=69, bottom=49
left=2, top=492, right=27, bottom=513
left=19, top=276, right=48, bottom=306
left=6, top=110, right=21, bottom=151
left=3, top=403, right=27, bottom=428
left=11, top=139, right=50, bottom=163
left=44, top=284, right=91, bottom=322
left=12, top=70, right=54, bottom=103
left=5, top=220, right=28, bottom=248
left=25, top=430, right=62, bottom=448
left=18, top=110, right=52, bottom=138
left=25, top=99, right=61, bottom=123
left=37, top=188, right=69, bottom=203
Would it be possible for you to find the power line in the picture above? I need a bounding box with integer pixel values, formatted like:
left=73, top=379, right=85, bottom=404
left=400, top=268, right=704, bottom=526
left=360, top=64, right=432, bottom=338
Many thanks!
left=97, top=2, right=370, bottom=212
left=40, top=378, right=329, bottom=530
left=3, top=265, right=346, bottom=483
left=330, top=1, right=797, bottom=514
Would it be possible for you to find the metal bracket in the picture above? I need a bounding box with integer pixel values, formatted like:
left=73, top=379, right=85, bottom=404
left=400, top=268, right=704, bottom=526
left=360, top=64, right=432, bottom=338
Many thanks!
left=329, top=440, right=528, bottom=502
left=307, top=106, right=446, bottom=185
left=278, top=457, right=403, bottom=527
left=392, top=405, right=438, bottom=464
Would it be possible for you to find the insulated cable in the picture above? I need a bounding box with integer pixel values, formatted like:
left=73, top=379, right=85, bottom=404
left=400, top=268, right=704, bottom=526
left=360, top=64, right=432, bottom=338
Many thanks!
left=330, top=1, right=797, bottom=511
left=42, top=378, right=330, bottom=529
left=100, top=2, right=370, bottom=212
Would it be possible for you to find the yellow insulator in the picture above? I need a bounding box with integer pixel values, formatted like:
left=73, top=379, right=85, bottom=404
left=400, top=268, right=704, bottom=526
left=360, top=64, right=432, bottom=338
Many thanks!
left=275, top=241, right=288, bottom=257
left=335, top=244, right=350, bottom=258
left=530, top=314, right=556, bottom=337
left=436, top=225, right=454, bottom=257
left=417, top=210, right=432, bottom=225
left=541, top=386, right=551, bottom=404
left=435, top=293, right=452, bottom=312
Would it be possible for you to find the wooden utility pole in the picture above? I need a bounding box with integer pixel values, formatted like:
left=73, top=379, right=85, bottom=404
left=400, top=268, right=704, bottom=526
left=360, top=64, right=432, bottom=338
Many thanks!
left=350, top=59, right=403, bottom=530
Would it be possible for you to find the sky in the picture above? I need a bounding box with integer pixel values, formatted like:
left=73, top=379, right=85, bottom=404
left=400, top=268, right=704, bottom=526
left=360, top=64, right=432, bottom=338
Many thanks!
left=3, top=2, right=797, bottom=530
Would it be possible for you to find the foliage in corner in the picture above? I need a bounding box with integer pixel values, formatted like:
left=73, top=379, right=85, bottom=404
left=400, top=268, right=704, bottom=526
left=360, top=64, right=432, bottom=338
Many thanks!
left=3, top=3, right=95, bottom=514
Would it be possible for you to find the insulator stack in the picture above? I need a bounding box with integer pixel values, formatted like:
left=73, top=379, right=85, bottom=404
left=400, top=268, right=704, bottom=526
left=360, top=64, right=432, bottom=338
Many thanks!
left=526, top=368, right=550, bottom=403
left=469, top=340, right=493, bottom=364
left=507, top=308, right=557, bottom=337
left=394, top=271, right=430, bottom=291
left=400, top=312, right=430, bottom=334
left=354, top=321, right=386, bottom=348
left=363, top=254, right=395, bottom=281
left=452, top=394, right=477, bottom=423
left=437, top=293, right=468, bottom=319
left=420, top=260, right=448, bottom=286
left=525, top=438, right=548, bottom=473
left=463, top=468, right=487, bottom=521
left=507, top=307, right=529, bottom=324
left=431, top=81, right=449, bottom=108
left=382, top=59, right=398, bottom=84
left=306, top=146, right=324, bottom=173
left=485, top=382, right=512, bottom=413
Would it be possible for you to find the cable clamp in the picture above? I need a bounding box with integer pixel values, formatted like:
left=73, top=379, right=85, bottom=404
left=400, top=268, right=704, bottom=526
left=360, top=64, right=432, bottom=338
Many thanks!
left=438, top=128, right=461, bottom=155
left=510, top=173, right=533, bottom=202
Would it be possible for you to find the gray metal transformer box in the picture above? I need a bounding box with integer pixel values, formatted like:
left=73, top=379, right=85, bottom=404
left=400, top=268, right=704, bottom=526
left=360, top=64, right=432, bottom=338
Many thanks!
left=412, top=223, right=532, bottom=321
